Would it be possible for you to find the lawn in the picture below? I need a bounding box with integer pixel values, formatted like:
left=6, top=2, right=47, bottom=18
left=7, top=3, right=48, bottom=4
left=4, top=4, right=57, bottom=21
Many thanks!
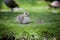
left=0, top=1, right=60, bottom=40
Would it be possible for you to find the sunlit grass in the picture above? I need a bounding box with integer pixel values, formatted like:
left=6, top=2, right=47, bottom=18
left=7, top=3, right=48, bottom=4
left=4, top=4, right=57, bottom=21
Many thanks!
left=0, top=1, right=60, bottom=39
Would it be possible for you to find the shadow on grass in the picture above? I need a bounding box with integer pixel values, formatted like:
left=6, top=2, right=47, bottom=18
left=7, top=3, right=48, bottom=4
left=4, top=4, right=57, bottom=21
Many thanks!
left=0, top=0, right=4, bottom=11
left=0, top=23, right=10, bottom=37
left=0, top=12, right=23, bottom=19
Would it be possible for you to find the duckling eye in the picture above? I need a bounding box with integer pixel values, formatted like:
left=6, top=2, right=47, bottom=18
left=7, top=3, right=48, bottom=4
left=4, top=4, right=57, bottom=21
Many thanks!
left=25, top=13, right=27, bottom=14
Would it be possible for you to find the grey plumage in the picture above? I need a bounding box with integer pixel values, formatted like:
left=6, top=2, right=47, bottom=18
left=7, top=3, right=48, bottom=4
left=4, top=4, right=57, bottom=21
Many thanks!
left=16, top=12, right=31, bottom=24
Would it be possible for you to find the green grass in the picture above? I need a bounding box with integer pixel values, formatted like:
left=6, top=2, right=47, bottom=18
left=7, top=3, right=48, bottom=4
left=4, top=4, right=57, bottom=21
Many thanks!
left=0, top=11, right=60, bottom=39
left=0, top=1, right=60, bottom=40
